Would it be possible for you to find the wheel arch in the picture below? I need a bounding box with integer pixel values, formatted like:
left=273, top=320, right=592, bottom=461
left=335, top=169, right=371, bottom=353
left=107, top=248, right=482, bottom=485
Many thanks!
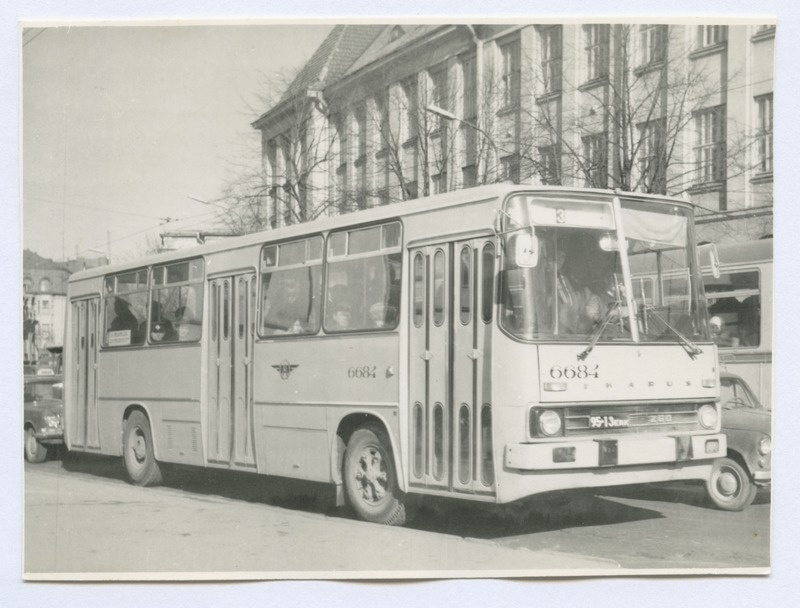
left=725, top=448, right=754, bottom=479
left=121, top=403, right=160, bottom=460
left=333, top=411, right=406, bottom=493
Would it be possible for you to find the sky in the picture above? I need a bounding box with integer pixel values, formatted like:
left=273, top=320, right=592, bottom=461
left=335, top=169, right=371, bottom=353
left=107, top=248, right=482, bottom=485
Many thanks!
left=22, top=24, right=332, bottom=262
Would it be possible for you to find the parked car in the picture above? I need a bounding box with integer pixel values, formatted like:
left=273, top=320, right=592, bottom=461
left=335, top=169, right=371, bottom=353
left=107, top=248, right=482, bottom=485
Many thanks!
left=23, top=374, right=64, bottom=463
left=706, top=372, right=772, bottom=511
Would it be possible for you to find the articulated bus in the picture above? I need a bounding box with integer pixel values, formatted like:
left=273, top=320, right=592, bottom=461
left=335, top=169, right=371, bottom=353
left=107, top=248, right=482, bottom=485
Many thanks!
left=65, top=185, right=726, bottom=525
left=702, top=238, right=773, bottom=408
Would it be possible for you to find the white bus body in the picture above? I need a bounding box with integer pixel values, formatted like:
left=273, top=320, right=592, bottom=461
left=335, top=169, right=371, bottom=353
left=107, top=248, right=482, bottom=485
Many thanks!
left=65, top=185, right=725, bottom=524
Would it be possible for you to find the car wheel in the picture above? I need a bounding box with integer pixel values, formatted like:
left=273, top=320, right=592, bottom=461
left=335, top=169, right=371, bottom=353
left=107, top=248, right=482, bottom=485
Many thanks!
left=24, top=427, right=47, bottom=463
left=343, top=424, right=406, bottom=525
left=706, top=456, right=756, bottom=511
left=122, top=411, right=163, bottom=486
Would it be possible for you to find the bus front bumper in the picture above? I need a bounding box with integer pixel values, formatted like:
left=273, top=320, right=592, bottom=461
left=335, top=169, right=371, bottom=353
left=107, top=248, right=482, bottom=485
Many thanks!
left=505, top=434, right=726, bottom=471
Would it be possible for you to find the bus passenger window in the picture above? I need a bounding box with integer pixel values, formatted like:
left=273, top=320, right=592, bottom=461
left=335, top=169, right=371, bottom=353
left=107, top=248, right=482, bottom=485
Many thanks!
left=103, top=269, right=148, bottom=347
left=324, top=222, right=402, bottom=333
left=150, top=259, right=205, bottom=344
left=259, top=236, right=323, bottom=337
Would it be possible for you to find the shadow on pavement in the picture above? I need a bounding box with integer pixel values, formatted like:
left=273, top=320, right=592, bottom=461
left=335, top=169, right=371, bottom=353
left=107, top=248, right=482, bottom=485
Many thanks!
left=58, top=452, right=769, bottom=539
left=60, top=451, right=338, bottom=517
left=403, top=490, right=664, bottom=540
left=601, top=481, right=772, bottom=511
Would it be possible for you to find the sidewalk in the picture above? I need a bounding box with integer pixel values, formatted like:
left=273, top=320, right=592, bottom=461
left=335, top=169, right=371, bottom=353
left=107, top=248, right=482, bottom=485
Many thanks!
left=25, top=465, right=619, bottom=579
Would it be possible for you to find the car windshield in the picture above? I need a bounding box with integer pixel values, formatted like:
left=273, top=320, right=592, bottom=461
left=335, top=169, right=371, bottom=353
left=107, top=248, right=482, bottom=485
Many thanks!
left=499, top=194, right=710, bottom=343
left=720, top=377, right=762, bottom=410
left=24, top=380, right=63, bottom=403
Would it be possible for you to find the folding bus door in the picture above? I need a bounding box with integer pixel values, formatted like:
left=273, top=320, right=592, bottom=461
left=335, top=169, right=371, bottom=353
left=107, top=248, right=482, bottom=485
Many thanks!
left=408, top=245, right=451, bottom=490
left=207, top=273, right=257, bottom=468
left=69, top=297, right=100, bottom=450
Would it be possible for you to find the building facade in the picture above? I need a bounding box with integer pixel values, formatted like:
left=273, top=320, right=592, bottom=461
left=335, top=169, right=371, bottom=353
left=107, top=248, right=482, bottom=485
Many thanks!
left=22, top=250, right=105, bottom=361
left=252, top=23, right=774, bottom=243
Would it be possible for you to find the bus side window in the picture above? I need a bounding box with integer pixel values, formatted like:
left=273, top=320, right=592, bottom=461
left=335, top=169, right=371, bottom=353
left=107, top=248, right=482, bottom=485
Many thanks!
left=150, top=260, right=204, bottom=344
left=259, top=237, right=323, bottom=337
left=325, top=222, right=402, bottom=333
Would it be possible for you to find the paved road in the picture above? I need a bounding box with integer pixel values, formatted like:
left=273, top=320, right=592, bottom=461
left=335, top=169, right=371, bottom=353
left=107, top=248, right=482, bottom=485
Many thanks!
left=24, top=453, right=769, bottom=578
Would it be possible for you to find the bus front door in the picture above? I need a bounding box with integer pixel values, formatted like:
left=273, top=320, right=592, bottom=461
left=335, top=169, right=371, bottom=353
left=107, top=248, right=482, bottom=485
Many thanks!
left=69, top=298, right=101, bottom=450
left=409, top=239, right=495, bottom=496
left=207, top=273, right=257, bottom=469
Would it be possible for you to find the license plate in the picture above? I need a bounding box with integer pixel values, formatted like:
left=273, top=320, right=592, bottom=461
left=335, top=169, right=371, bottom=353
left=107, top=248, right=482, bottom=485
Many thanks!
left=588, top=414, right=630, bottom=429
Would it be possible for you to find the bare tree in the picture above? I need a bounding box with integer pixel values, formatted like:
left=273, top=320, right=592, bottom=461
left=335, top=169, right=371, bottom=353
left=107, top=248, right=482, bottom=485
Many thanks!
left=517, top=24, right=755, bottom=198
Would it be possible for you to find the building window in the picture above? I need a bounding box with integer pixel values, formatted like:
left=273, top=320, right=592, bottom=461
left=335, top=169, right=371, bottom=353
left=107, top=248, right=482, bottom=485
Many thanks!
left=540, top=26, right=562, bottom=94
left=23, top=276, right=33, bottom=292
left=755, top=94, right=773, bottom=174
left=538, top=146, right=560, bottom=185
left=39, top=278, right=51, bottom=292
left=582, top=133, right=608, bottom=188
left=430, top=65, right=449, bottom=118
left=375, top=89, right=391, bottom=151
left=639, top=24, right=667, bottom=66
left=694, top=106, right=726, bottom=184
left=40, top=299, right=50, bottom=312
left=697, top=25, right=727, bottom=48
left=432, top=171, right=448, bottom=195
left=354, top=104, right=368, bottom=209
left=583, top=24, right=610, bottom=82
left=401, top=76, right=418, bottom=142
left=638, top=119, right=667, bottom=193
left=500, top=155, right=520, bottom=184
left=499, top=38, right=521, bottom=108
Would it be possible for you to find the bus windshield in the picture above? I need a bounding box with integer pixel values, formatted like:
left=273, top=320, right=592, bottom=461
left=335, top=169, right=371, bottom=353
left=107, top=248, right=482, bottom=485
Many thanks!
left=500, top=195, right=710, bottom=343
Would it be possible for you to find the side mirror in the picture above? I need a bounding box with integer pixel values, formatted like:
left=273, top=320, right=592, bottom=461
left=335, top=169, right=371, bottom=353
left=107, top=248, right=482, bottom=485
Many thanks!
left=599, top=233, right=621, bottom=252
left=508, top=232, right=539, bottom=268
left=698, top=243, right=721, bottom=278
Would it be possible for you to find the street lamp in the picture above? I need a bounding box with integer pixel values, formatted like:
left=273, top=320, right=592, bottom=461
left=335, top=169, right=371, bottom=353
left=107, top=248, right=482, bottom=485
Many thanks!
left=425, top=105, right=499, bottom=183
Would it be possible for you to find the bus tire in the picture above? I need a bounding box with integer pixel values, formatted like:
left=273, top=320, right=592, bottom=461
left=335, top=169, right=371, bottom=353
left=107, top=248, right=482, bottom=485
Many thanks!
left=706, top=456, right=756, bottom=511
left=24, top=428, right=48, bottom=463
left=344, top=424, right=406, bottom=526
left=123, top=410, right=163, bottom=486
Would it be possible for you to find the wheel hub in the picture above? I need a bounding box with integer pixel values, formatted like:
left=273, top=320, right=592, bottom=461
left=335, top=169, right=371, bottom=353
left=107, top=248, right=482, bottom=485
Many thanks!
left=718, top=470, right=739, bottom=496
left=131, top=432, right=147, bottom=463
left=355, top=447, right=388, bottom=504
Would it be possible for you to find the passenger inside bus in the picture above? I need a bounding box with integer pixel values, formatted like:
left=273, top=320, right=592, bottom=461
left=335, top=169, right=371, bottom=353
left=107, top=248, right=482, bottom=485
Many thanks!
left=175, top=305, right=202, bottom=341
left=108, top=297, right=143, bottom=344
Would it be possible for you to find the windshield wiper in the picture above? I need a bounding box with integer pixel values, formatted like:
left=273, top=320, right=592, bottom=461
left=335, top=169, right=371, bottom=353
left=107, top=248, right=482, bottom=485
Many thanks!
left=642, top=305, right=703, bottom=359
left=577, top=301, right=623, bottom=361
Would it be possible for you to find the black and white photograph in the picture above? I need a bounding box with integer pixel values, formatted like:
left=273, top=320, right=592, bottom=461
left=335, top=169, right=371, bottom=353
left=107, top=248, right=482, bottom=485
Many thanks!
left=8, top=1, right=797, bottom=603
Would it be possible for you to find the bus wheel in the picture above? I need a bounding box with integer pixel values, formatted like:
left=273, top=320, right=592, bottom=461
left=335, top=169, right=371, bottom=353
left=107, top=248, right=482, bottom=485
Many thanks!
left=123, top=411, right=163, bottom=486
left=706, top=457, right=756, bottom=511
left=24, top=428, right=47, bottom=463
left=344, top=424, right=406, bottom=526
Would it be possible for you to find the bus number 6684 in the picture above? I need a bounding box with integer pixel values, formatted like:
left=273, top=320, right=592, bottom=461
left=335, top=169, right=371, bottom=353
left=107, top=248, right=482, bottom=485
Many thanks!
left=348, top=365, right=377, bottom=379
left=549, top=364, right=600, bottom=379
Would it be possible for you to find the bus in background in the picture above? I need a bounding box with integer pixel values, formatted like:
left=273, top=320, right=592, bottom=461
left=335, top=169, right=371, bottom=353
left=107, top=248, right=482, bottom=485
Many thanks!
left=64, top=185, right=726, bottom=525
left=702, top=238, right=772, bottom=408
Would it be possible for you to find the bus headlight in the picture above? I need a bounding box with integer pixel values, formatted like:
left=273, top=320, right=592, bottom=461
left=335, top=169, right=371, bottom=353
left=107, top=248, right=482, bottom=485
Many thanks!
left=698, top=404, right=718, bottom=429
left=758, top=436, right=772, bottom=456
left=537, top=410, right=563, bottom=437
